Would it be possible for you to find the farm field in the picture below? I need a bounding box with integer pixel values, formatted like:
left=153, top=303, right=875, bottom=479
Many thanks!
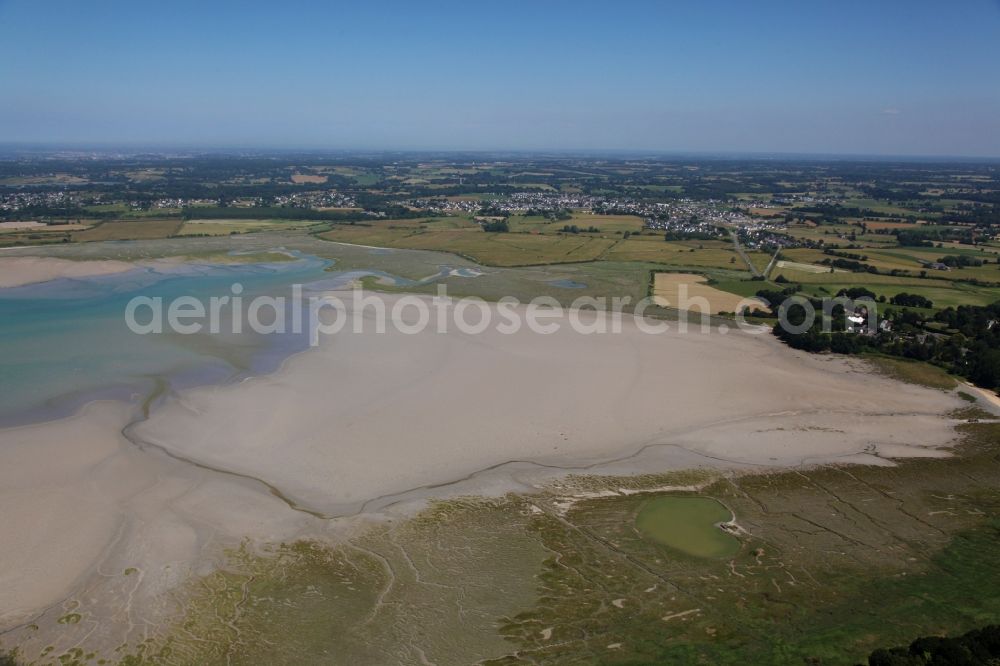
left=0, top=221, right=92, bottom=247
left=762, top=267, right=1000, bottom=310
left=652, top=272, right=766, bottom=313
left=179, top=218, right=324, bottom=236
left=777, top=247, right=1000, bottom=295
left=774, top=259, right=839, bottom=274
left=604, top=237, right=744, bottom=269
left=800, top=281, right=1000, bottom=309
left=782, top=223, right=900, bottom=247
left=290, top=172, right=327, bottom=184
left=565, top=212, right=646, bottom=233
left=506, top=213, right=644, bottom=234
left=71, top=219, right=183, bottom=242
left=318, top=224, right=617, bottom=266
left=317, top=221, right=767, bottom=273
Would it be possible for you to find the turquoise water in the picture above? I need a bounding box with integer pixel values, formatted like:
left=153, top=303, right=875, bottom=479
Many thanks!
left=0, top=255, right=334, bottom=425
left=0, top=252, right=494, bottom=426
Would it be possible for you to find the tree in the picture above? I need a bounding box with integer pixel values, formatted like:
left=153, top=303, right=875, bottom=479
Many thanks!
left=865, top=624, right=1000, bottom=665
left=837, top=287, right=877, bottom=300
left=968, top=347, right=1000, bottom=391
left=481, top=219, right=509, bottom=233
left=890, top=293, right=933, bottom=308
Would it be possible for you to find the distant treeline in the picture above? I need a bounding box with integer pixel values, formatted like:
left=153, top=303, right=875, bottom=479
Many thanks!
left=796, top=204, right=877, bottom=219
left=896, top=228, right=979, bottom=246
left=945, top=203, right=1000, bottom=226
left=181, top=205, right=436, bottom=222
left=181, top=206, right=370, bottom=222
left=0, top=204, right=126, bottom=221
left=400, top=184, right=545, bottom=198
left=561, top=224, right=599, bottom=234
left=352, top=194, right=439, bottom=219
left=663, top=230, right=721, bottom=241
left=938, top=254, right=985, bottom=268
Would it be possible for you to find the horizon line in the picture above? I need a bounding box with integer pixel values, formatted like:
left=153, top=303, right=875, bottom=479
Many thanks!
left=1, top=142, right=999, bottom=163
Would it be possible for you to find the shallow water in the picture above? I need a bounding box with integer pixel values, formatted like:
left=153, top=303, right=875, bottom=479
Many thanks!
left=635, top=495, right=740, bottom=558
left=0, top=255, right=336, bottom=425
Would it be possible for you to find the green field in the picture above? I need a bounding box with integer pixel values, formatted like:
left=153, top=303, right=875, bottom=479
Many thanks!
left=71, top=219, right=183, bottom=241
left=179, top=218, right=324, bottom=236
left=507, top=213, right=645, bottom=235
left=605, top=237, right=744, bottom=268
left=316, top=222, right=764, bottom=273
left=318, top=223, right=617, bottom=266
left=865, top=355, right=959, bottom=390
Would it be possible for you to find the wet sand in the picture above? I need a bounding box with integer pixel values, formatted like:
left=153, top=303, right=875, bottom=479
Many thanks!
left=0, top=256, right=135, bottom=287
left=132, top=293, right=961, bottom=516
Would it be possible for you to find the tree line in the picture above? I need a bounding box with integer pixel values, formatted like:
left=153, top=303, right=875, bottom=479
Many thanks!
left=766, top=294, right=1000, bottom=392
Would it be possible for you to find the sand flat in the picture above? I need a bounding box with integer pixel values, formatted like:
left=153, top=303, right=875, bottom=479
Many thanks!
left=132, top=293, right=960, bottom=516
left=0, top=256, right=135, bottom=288
left=0, top=401, right=311, bottom=628
left=0, top=402, right=133, bottom=623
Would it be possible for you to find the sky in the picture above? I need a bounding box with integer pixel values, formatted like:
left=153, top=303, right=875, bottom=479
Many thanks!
left=1, top=0, right=999, bottom=157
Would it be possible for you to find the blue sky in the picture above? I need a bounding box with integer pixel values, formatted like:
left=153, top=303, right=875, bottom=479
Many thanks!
left=1, top=0, right=999, bottom=156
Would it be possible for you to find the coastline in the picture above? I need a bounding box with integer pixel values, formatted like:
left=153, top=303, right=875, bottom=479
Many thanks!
left=0, top=290, right=981, bottom=659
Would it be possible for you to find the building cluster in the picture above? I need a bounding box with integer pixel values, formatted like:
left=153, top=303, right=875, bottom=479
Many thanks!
left=407, top=192, right=602, bottom=215
left=771, top=194, right=835, bottom=206
left=405, top=198, right=477, bottom=214
left=147, top=198, right=205, bottom=209
left=269, top=190, right=356, bottom=209
left=0, top=190, right=81, bottom=213
left=736, top=225, right=799, bottom=250
left=500, top=192, right=601, bottom=213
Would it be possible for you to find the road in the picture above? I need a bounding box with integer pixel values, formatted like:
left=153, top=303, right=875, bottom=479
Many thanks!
left=728, top=229, right=761, bottom=277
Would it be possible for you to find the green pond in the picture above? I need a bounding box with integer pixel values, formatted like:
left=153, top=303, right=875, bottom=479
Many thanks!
left=635, top=496, right=740, bottom=558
